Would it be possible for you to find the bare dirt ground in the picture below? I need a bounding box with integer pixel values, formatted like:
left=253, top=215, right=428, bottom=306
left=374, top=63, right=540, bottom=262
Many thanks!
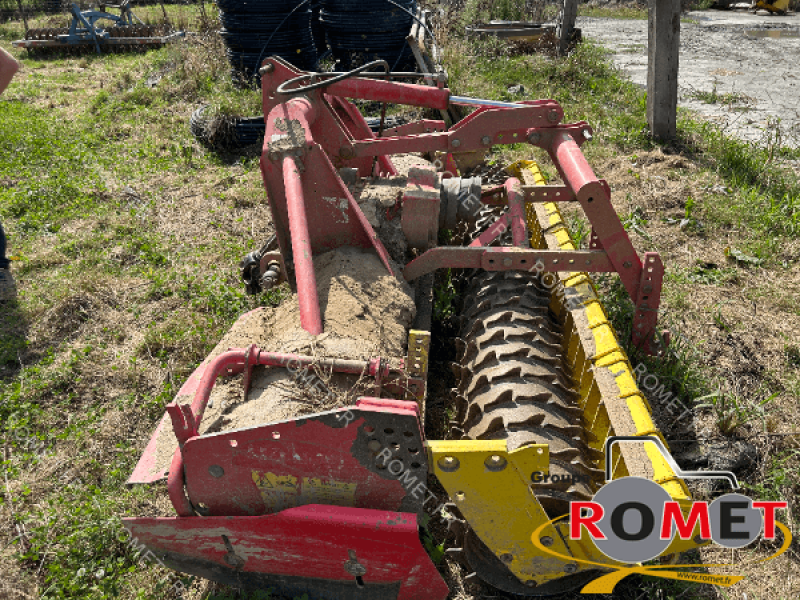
left=578, top=10, right=800, bottom=147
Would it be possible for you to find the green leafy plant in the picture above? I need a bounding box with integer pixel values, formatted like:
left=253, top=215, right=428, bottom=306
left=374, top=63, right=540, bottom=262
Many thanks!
left=421, top=528, right=446, bottom=565
left=621, top=205, right=651, bottom=241
left=433, top=270, right=457, bottom=321
left=694, top=390, right=779, bottom=436
left=566, top=215, right=590, bottom=249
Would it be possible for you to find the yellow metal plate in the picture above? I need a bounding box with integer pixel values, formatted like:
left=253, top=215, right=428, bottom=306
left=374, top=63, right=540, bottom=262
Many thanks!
left=428, top=440, right=620, bottom=585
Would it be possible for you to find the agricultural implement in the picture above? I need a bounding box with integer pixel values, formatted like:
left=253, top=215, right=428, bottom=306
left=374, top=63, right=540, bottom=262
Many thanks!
left=124, top=58, right=706, bottom=597
left=12, top=1, right=183, bottom=54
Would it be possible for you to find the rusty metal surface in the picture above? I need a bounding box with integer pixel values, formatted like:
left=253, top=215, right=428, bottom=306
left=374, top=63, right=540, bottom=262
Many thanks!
left=350, top=100, right=567, bottom=157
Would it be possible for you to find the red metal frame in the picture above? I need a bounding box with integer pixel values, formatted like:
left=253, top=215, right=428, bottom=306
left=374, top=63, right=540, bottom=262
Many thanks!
left=124, top=59, right=668, bottom=597
left=259, top=95, right=397, bottom=333
left=164, top=344, right=391, bottom=446
left=127, top=334, right=446, bottom=599
left=403, top=246, right=614, bottom=280
left=158, top=345, right=403, bottom=517
left=123, top=506, right=449, bottom=600
left=258, top=57, right=666, bottom=353
left=177, top=399, right=425, bottom=516
left=128, top=313, right=399, bottom=487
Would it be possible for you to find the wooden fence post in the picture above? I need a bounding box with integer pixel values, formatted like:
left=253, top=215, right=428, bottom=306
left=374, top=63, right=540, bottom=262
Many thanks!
left=646, top=0, right=680, bottom=141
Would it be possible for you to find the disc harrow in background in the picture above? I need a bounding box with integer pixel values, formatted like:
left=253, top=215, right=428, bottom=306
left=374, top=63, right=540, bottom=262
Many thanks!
left=22, top=23, right=172, bottom=55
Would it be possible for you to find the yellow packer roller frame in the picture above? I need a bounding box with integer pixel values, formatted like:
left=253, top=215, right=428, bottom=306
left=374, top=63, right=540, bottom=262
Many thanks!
left=428, top=162, right=706, bottom=596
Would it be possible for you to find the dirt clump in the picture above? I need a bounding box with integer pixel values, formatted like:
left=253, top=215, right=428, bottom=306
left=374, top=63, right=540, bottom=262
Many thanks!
left=351, top=175, right=409, bottom=265
left=200, top=247, right=415, bottom=432
left=387, top=153, right=431, bottom=177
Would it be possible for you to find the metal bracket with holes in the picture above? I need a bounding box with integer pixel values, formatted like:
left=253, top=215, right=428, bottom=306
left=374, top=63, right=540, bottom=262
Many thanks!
left=427, top=440, right=622, bottom=588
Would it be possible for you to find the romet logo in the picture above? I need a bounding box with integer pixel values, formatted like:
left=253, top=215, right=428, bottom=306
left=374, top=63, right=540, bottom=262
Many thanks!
left=531, top=436, right=791, bottom=594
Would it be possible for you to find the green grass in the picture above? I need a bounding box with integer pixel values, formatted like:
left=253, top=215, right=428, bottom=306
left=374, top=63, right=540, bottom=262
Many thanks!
left=0, top=101, right=110, bottom=232
left=461, top=0, right=560, bottom=26
left=688, top=85, right=752, bottom=108
left=0, top=9, right=280, bottom=595
left=578, top=5, right=648, bottom=19
left=678, top=118, right=800, bottom=255
left=444, top=40, right=654, bottom=154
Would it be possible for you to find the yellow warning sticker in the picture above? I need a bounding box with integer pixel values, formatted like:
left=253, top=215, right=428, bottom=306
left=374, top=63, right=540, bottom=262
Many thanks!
left=301, top=477, right=357, bottom=507
left=251, top=471, right=299, bottom=512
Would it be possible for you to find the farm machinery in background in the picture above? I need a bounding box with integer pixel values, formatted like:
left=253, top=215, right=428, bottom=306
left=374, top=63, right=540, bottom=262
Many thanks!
left=12, top=1, right=183, bottom=54
left=123, top=57, right=706, bottom=598
left=465, top=0, right=581, bottom=56
left=711, top=0, right=791, bottom=13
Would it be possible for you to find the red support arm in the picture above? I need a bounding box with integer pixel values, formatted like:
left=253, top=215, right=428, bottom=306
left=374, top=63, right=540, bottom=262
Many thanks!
left=404, top=247, right=613, bottom=280
left=549, top=133, right=643, bottom=304
left=283, top=155, right=323, bottom=335
left=505, top=178, right=528, bottom=247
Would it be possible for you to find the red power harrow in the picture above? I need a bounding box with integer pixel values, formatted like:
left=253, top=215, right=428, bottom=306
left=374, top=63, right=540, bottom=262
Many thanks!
left=123, top=57, right=673, bottom=599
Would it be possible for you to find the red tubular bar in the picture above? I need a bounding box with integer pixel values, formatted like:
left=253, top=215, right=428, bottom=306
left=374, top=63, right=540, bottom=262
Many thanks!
left=187, top=349, right=388, bottom=430
left=326, top=77, right=450, bottom=110
left=283, top=155, right=323, bottom=335
left=550, top=133, right=605, bottom=204
left=550, top=132, right=643, bottom=298
left=168, top=446, right=193, bottom=517
left=467, top=179, right=527, bottom=249
left=505, top=178, right=528, bottom=247
left=351, top=131, right=451, bottom=157
left=383, top=119, right=447, bottom=137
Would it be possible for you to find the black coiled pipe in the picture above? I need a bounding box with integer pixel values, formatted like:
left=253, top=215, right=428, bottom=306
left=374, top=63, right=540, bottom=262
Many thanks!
left=215, top=0, right=319, bottom=84
left=320, top=0, right=417, bottom=70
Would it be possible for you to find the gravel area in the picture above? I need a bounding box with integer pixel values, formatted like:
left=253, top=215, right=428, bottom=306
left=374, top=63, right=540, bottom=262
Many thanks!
left=578, top=10, right=800, bottom=146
